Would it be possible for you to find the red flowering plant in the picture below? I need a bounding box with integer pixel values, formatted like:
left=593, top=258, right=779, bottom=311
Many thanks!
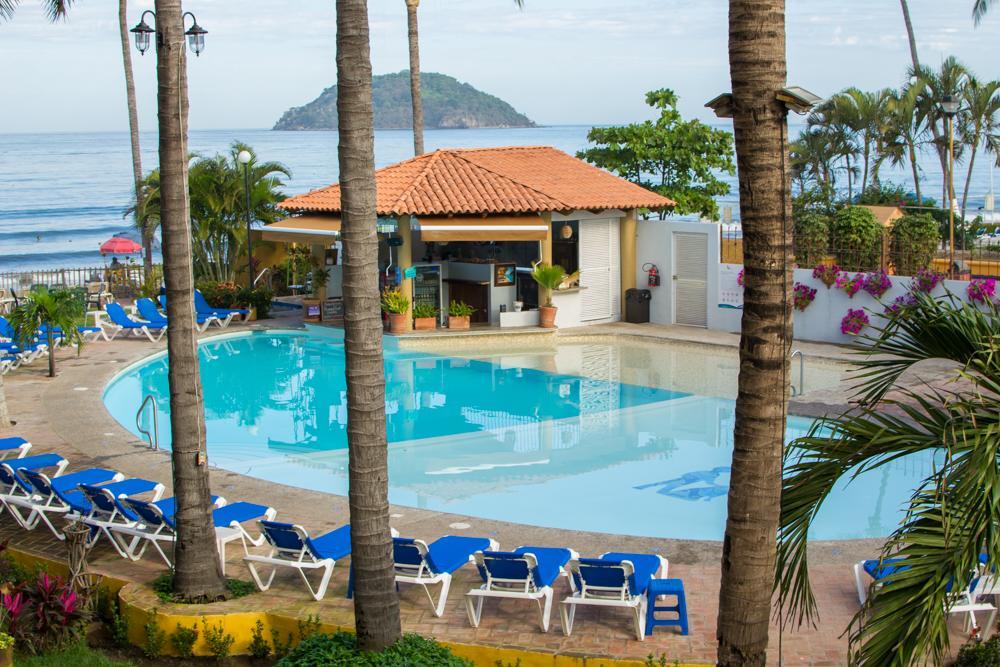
left=884, top=293, right=918, bottom=316
left=0, top=572, right=85, bottom=654
left=967, top=278, right=997, bottom=304
left=912, top=267, right=943, bottom=293
left=793, top=282, right=817, bottom=311
left=737, top=268, right=745, bottom=287
left=812, top=263, right=841, bottom=288
left=836, top=272, right=865, bottom=298
left=862, top=270, right=892, bottom=299
left=841, top=308, right=870, bottom=335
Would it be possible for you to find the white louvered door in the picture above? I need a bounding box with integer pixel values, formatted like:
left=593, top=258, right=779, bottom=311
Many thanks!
left=579, top=219, right=620, bottom=322
left=673, top=232, right=708, bottom=327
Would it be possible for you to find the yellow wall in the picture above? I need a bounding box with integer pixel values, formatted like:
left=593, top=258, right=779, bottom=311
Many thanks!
left=398, top=214, right=414, bottom=327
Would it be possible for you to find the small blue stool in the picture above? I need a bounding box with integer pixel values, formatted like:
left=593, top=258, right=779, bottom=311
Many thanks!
left=645, top=578, right=689, bottom=636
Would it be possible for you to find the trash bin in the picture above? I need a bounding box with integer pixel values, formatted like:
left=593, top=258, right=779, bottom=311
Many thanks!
left=625, top=288, right=651, bottom=324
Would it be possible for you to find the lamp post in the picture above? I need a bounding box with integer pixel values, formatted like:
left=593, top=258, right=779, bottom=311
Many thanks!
left=237, top=150, right=254, bottom=288
left=130, top=10, right=207, bottom=57
left=939, top=94, right=960, bottom=277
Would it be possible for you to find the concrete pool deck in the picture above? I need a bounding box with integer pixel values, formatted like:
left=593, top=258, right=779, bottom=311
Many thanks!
left=0, top=320, right=970, bottom=665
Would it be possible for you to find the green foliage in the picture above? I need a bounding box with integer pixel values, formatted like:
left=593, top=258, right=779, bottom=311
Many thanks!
left=8, top=287, right=86, bottom=377
left=151, top=573, right=257, bottom=605
left=248, top=620, right=271, bottom=660
left=776, top=291, right=1000, bottom=665
left=108, top=604, right=129, bottom=648
left=530, top=263, right=568, bottom=306
left=954, top=635, right=1000, bottom=666
left=855, top=182, right=916, bottom=206
left=201, top=618, right=235, bottom=661
left=0, top=539, right=29, bottom=585
left=890, top=213, right=940, bottom=275
left=197, top=281, right=242, bottom=309
left=275, top=631, right=472, bottom=666
left=297, top=614, right=321, bottom=642
left=793, top=212, right=831, bottom=267
left=13, top=642, right=135, bottom=667
left=311, top=266, right=330, bottom=298
left=131, top=141, right=290, bottom=283
left=273, top=71, right=534, bottom=131
left=830, top=206, right=883, bottom=271
left=169, top=622, right=199, bottom=658
left=237, top=286, right=274, bottom=320
left=0, top=632, right=13, bottom=650
left=412, top=302, right=438, bottom=319
left=142, top=611, right=166, bottom=659
left=578, top=88, right=733, bottom=220
left=270, top=628, right=294, bottom=660
left=447, top=300, right=475, bottom=317
left=380, top=287, right=410, bottom=315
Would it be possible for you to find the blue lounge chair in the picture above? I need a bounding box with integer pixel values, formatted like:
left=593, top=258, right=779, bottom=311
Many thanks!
left=391, top=535, right=499, bottom=617
left=137, top=298, right=218, bottom=333
left=0, top=436, right=31, bottom=461
left=2, top=464, right=115, bottom=529
left=561, top=551, right=669, bottom=641
left=243, top=521, right=352, bottom=600
left=467, top=546, right=577, bottom=632
left=16, top=468, right=127, bottom=537
left=38, top=323, right=106, bottom=343
left=121, top=496, right=272, bottom=574
left=72, top=479, right=165, bottom=554
left=103, top=303, right=166, bottom=342
left=195, top=290, right=248, bottom=324
left=0, top=453, right=69, bottom=502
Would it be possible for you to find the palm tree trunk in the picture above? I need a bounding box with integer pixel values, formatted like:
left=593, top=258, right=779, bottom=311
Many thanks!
left=899, top=0, right=921, bottom=72
left=861, top=138, right=870, bottom=192
left=846, top=154, right=853, bottom=200
left=405, top=0, right=424, bottom=156
left=717, top=0, right=792, bottom=664
left=119, top=0, right=149, bottom=279
left=0, top=374, right=9, bottom=427
left=337, top=0, right=402, bottom=651
left=909, top=140, right=922, bottom=205
left=153, top=0, right=226, bottom=600
left=46, top=328, right=55, bottom=378
left=961, top=139, right=979, bottom=222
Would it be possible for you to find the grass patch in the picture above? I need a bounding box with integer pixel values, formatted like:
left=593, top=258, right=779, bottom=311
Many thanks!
left=15, top=642, right=136, bottom=667
left=151, top=573, right=258, bottom=604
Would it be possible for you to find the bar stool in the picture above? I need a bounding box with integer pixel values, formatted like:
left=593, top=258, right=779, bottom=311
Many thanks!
left=645, top=578, right=689, bottom=636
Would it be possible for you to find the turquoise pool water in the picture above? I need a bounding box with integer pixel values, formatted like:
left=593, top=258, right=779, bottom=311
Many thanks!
left=103, top=330, right=930, bottom=540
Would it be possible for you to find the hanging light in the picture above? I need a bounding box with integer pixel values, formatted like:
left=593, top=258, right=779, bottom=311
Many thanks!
left=130, top=11, right=155, bottom=56
left=183, top=12, right=208, bottom=57
left=938, top=94, right=961, bottom=117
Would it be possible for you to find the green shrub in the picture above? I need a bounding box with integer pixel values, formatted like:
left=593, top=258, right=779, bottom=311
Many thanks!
left=448, top=300, right=475, bottom=317
left=793, top=211, right=830, bottom=267
left=890, top=212, right=940, bottom=276
left=412, top=302, right=438, bottom=319
left=380, top=287, right=410, bottom=314
left=151, top=572, right=256, bottom=604
left=276, top=632, right=472, bottom=666
left=201, top=618, right=235, bottom=661
left=196, top=281, right=242, bottom=309
left=831, top=206, right=883, bottom=271
left=236, top=286, right=274, bottom=320
left=248, top=620, right=271, bottom=660
left=169, top=622, right=199, bottom=658
left=954, top=634, right=1000, bottom=666
left=142, top=611, right=166, bottom=658
left=297, top=614, right=321, bottom=642
left=270, top=628, right=294, bottom=660
left=108, top=603, right=130, bottom=648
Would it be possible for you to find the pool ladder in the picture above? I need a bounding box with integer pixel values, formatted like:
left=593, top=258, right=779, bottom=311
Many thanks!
left=136, top=394, right=159, bottom=450
left=790, top=349, right=805, bottom=397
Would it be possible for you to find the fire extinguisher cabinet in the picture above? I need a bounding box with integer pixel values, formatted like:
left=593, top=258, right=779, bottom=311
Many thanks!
left=625, top=288, right=652, bottom=324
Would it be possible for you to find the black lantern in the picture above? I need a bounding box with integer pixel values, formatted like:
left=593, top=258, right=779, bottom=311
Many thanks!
left=129, top=11, right=155, bottom=56
left=183, top=12, right=207, bottom=57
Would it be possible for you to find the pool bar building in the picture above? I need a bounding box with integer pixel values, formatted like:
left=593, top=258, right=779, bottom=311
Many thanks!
left=257, top=146, right=674, bottom=329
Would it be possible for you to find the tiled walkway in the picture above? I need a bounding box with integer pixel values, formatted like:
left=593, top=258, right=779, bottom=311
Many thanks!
left=0, top=321, right=970, bottom=665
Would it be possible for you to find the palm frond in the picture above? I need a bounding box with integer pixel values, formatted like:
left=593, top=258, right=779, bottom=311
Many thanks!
left=973, top=0, right=996, bottom=25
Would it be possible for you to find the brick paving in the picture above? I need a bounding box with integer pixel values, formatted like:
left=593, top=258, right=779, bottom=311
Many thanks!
left=0, top=322, right=974, bottom=665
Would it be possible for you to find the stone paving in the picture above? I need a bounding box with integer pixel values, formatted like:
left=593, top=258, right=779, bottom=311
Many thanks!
left=0, top=319, right=973, bottom=665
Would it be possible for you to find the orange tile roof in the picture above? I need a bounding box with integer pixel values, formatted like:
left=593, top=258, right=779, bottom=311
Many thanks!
left=278, top=146, right=675, bottom=215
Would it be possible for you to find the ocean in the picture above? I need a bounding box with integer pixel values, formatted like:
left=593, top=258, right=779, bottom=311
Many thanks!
left=0, top=125, right=995, bottom=272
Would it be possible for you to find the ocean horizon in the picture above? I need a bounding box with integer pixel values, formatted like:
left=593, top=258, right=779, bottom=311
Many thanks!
left=0, top=125, right=995, bottom=273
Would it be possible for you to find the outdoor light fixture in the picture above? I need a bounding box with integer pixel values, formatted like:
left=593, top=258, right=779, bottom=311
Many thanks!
left=938, top=94, right=961, bottom=117
left=238, top=150, right=254, bottom=287
left=704, top=93, right=734, bottom=119
left=939, top=94, right=963, bottom=277
left=705, top=87, right=822, bottom=118
left=130, top=10, right=207, bottom=57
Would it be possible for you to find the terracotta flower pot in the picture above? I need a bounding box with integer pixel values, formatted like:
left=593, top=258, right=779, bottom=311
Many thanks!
left=414, top=316, right=436, bottom=331
left=388, top=312, right=410, bottom=334
left=0, top=646, right=11, bottom=667
left=539, top=305, right=558, bottom=328
left=448, top=315, right=470, bottom=330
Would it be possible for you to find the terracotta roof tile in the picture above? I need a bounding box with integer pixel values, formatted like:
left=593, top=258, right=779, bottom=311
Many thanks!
left=278, top=146, right=674, bottom=215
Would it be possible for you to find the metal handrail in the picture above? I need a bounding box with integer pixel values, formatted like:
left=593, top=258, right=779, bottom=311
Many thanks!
left=790, top=349, right=805, bottom=397
left=253, top=266, right=271, bottom=288
left=136, top=394, right=159, bottom=450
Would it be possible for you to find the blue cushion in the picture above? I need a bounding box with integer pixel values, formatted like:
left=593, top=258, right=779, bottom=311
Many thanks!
left=50, top=468, right=118, bottom=493
left=0, top=436, right=28, bottom=452
left=210, top=502, right=270, bottom=528
left=260, top=521, right=307, bottom=551
left=424, top=536, right=493, bottom=575
left=601, top=552, right=663, bottom=595
left=307, top=525, right=352, bottom=561
left=513, top=546, right=572, bottom=588
left=862, top=558, right=909, bottom=581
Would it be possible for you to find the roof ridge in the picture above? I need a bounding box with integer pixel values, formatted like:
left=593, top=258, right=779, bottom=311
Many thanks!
left=448, top=150, right=570, bottom=210
left=388, top=150, right=445, bottom=212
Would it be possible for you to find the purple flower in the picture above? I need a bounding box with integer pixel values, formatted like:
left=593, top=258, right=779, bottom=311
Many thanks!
left=737, top=268, right=745, bottom=287
left=812, top=263, right=841, bottom=288
left=793, top=282, right=817, bottom=311
left=912, top=267, right=943, bottom=294
left=841, top=308, right=869, bottom=335
left=967, top=278, right=996, bottom=303
left=862, top=270, right=892, bottom=298
left=885, top=293, right=917, bottom=315
left=837, top=273, right=865, bottom=298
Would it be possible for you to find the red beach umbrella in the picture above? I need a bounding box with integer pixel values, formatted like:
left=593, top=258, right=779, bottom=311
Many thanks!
left=99, top=236, right=143, bottom=255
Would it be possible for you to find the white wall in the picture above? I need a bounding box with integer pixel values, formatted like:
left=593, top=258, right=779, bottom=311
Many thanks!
left=636, top=220, right=721, bottom=327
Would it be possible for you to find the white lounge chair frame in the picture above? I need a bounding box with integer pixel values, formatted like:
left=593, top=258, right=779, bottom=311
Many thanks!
left=9, top=471, right=126, bottom=538
left=243, top=524, right=343, bottom=601
left=395, top=537, right=499, bottom=618
left=0, top=457, right=69, bottom=517
left=76, top=483, right=165, bottom=556
left=0, top=439, right=31, bottom=461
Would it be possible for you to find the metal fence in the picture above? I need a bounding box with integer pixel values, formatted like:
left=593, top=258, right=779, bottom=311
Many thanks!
left=0, top=265, right=157, bottom=298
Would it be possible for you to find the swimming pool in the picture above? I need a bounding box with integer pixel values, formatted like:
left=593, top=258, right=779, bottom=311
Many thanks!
left=103, top=329, right=930, bottom=540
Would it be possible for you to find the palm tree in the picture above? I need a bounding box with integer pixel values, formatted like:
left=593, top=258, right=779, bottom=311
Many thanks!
left=898, top=0, right=921, bottom=72
left=0, top=0, right=70, bottom=20
left=8, top=288, right=84, bottom=378
left=958, top=78, right=1000, bottom=220
left=716, top=0, right=793, bottom=664
left=973, top=0, right=997, bottom=24
left=152, top=0, right=226, bottom=600
left=336, top=0, right=402, bottom=650
left=777, top=292, right=1000, bottom=665
left=911, top=58, right=970, bottom=206
left=405, top=0, right=424, bottom=156
left=880, top=88, right=927, bottom=205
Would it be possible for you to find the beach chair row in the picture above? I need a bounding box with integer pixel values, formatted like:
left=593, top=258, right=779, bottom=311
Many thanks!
left=100, top=292, right=249, bottom=343
left=0, top=316, right=103, bottom=374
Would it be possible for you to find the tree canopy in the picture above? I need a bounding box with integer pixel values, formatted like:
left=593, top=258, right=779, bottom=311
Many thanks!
left=577, top=89, right=734, bottom=220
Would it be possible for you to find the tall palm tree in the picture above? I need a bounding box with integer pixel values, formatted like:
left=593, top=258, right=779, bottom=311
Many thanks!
left=881, top=88, right=927, bottom=205
left=973, top=0, right=997, bottom=24
left=898, top=0, right=921, bottom=72
left=716, top=0, right=793, bottom=664
left=958, top=78, right=1000, bottom=220
left=336, top=0, right=402, bottom=650
left=118, top=0, right=150, bottom=279
left=152, top=0, right=226, bottom=600
left=778, top=292, right=1000, bottom=665
left=405, top=0, right=424, bottom=156
left=0, top=0, right=70, bottom=20
left=911, top=57, right=970, bottom=207
left=8, top=288, right=84, bottom=378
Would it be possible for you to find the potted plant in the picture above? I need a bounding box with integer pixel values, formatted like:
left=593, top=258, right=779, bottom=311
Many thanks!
left=531, top=262, right=569, bottom=329
left=448, top=300, right=475, bottom=330
left=0, top=631, right=11, bottom=667
left=381, top=287, right=410, bottom=334
left=413, top=303, right=438, bottom=330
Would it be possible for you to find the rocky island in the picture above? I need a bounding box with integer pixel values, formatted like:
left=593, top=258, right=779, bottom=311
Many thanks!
left=273, top=71, right=535, bottom=131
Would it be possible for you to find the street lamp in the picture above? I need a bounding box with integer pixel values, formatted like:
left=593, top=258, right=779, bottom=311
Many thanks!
left=237, top=150, right=254, bottom=288
left=130, top=10, right=208, bottom=57
left=939, top=94, right=961, bottom=277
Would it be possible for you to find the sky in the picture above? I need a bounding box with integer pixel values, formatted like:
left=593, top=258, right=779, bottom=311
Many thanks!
left=0, top=0, right=997, bottom=133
